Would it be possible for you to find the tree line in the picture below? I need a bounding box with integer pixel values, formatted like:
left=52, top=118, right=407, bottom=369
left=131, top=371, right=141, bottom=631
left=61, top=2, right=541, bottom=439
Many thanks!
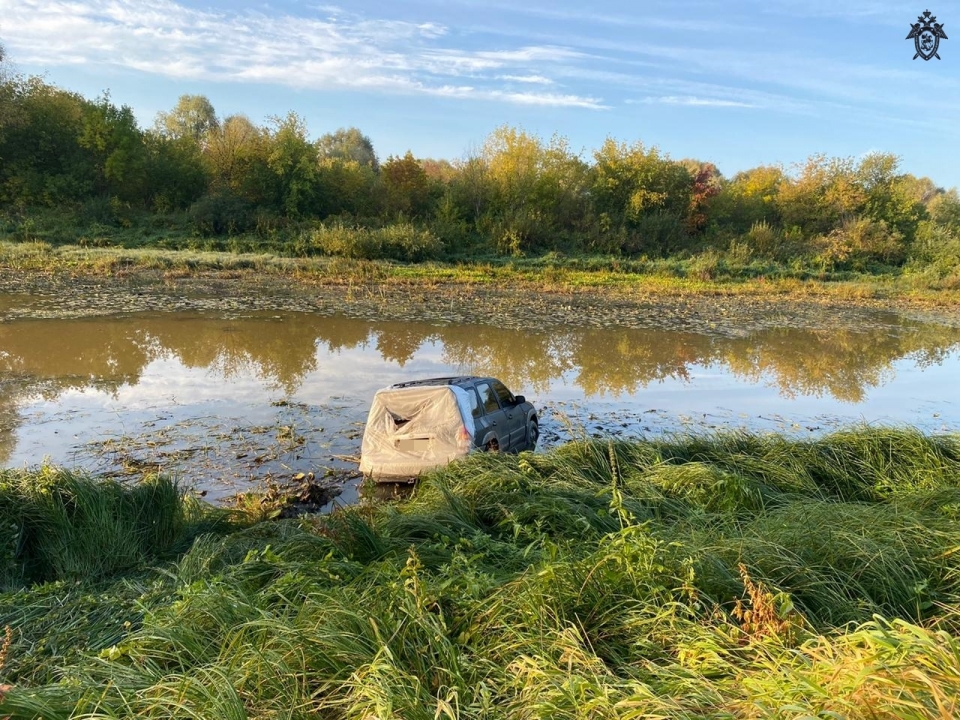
left=1, top=71, right=959, bottom=274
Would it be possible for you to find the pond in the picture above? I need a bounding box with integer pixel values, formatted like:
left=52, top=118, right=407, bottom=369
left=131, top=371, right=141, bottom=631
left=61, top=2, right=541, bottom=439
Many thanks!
left=2, top=303, right=959, bottom=504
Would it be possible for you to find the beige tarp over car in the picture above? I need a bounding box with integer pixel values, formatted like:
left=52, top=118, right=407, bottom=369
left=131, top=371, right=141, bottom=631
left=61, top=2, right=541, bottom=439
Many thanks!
left=359, top=384, right=476, bottom=479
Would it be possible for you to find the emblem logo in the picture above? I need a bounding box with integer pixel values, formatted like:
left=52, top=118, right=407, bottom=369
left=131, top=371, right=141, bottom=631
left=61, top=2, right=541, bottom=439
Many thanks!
left=907, top=10, right=947, bottom=60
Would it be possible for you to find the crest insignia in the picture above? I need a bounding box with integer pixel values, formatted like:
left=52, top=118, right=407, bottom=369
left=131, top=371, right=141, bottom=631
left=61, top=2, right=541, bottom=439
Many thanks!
left=906, top=10, right=948, bottom=60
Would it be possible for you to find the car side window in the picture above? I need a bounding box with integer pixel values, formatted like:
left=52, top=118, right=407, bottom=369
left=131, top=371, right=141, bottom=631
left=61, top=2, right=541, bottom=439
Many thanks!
left=476, top=382, right=500, bottom=414
left=493, top=381, right=515, bottom=406
left=468, top=388, right=482, bottom=418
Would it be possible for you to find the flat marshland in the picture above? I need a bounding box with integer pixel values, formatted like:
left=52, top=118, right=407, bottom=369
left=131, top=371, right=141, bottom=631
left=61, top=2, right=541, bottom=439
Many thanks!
left=2, top=428, right=960, bottom=719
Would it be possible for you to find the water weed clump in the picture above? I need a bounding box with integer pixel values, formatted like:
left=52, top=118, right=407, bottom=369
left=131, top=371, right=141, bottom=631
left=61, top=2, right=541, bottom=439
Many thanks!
left=2, top=428, right=960, bottom=718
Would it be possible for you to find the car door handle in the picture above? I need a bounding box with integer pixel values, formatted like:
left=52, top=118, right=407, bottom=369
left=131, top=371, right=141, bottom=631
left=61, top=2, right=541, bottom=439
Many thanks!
left=507, top=414, right=513, bottom=419
left=492, top=421, right=497, bottom=426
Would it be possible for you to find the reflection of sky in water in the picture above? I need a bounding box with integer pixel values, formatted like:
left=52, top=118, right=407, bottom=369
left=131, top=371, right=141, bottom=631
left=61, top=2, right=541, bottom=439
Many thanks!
left=2, top=311, right=960, bottom=489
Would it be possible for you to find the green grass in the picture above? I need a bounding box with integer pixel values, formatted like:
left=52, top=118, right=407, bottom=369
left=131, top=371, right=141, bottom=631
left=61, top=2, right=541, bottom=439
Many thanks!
left=3, top=428, right=960, bottom=718
left=0, top=467, right=237, bottom=589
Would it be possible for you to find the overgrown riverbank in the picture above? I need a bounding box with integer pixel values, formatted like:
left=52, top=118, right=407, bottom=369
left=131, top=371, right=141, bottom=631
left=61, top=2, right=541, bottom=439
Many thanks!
left=4, top=243, right=960, bottom=339
left=3, top=427, right=960, bottom=718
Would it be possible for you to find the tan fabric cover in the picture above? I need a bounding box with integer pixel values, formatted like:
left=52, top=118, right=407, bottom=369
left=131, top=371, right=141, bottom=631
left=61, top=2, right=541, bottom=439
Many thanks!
left=359, top=385, right=475, bottom=479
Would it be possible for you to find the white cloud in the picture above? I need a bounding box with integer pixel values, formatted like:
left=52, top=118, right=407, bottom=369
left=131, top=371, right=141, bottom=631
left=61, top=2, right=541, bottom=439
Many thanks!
left=498, top=74, right=554, bottom=84
left=632, top=95, right=755, bottom=108
left=0, top=0, right=605, bottom=109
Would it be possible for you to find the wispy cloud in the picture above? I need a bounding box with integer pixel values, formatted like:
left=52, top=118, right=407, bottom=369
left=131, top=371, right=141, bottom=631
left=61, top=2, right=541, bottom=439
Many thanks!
left=630, top=95, right=755, bottom=108
left=0, top=0, right=605, bottom=109
left=498, top=74, right=555, bottom=84
left=438, top=0, right=760, bottom=33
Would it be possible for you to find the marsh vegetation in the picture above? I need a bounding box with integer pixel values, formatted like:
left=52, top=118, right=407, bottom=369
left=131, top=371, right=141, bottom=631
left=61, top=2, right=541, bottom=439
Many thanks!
left=2, top=428, right=960, bottom=718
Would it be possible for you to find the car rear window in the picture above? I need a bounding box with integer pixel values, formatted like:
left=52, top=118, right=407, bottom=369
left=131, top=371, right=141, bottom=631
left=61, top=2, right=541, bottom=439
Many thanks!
left=468, top=388, right=482, bottom=418
left=476, top=382, right=500, bottom=413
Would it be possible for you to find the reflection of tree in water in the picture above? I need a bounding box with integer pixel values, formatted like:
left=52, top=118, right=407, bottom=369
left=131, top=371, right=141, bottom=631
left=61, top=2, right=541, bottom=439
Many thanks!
left=437, top=325, right=570, bottom=393
left=0, top=383, right=25, bottom=464
left=567, top=329, right=711, bottom=397
left=0, top=320, right=152, bottom=390
left=436, top=321, right=960, bottom=401
left=720, top=324, right=960, bottom=403
left=0, top=319, right=156, bottom=464
left=2, top=312, right=960, bottom=463
left=145, top=315, right=325, bottom=395
left=374, top=325, right=438, bottom=366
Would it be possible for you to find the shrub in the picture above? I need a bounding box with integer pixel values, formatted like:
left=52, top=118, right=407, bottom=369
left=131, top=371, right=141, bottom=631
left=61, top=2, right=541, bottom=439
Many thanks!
left=188, top=191, right=254, bottom=236
left=311, top=222, right=442, bottom=261
left=815, top=217, right=906, bottom=270
left=743, top=219, right=779, bottom=258
left=908, top=220, right=960, bottom=272
left=627, top=211, right=687, bottom=256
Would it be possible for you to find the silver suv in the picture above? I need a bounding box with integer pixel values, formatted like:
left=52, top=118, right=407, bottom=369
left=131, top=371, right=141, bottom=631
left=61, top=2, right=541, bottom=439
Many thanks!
left=359, top=376, right=538, bottom=480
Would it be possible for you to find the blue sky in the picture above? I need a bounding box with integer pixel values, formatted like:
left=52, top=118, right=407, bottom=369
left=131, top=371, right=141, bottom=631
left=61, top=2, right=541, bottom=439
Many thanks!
left=1, top=1, right=958, bottom=187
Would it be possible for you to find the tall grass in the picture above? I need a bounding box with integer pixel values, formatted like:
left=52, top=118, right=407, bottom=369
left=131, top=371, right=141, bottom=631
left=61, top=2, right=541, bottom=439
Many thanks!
left=2, top=428, right=960, bottom=718
left=0, top=467, right=234, bottom=589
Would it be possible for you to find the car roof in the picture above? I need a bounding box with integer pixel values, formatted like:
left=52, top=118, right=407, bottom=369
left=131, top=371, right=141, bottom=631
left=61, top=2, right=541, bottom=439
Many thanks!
left=389, top=376, right=495, bottom=390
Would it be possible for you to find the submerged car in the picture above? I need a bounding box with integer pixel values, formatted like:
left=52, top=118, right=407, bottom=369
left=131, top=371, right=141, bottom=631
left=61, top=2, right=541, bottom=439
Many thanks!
left=359, top=376, right=538, bottom=481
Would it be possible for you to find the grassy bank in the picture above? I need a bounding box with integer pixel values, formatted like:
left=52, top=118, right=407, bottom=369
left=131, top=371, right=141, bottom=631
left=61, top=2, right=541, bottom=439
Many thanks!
left=4, top=239, right=960, bottom=308
left=3, top=427, right=960, bottom=718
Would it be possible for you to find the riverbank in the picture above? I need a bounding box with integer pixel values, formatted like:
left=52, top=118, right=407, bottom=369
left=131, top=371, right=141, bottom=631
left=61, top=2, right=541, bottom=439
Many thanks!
left=3, top=242, right=960, bottom=335
left=2, top=428, right=960, bottom=718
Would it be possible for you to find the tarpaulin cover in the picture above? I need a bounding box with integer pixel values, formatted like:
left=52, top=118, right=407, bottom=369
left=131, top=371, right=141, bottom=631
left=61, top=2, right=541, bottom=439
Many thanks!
left=359, top=384, right=476, bottom=479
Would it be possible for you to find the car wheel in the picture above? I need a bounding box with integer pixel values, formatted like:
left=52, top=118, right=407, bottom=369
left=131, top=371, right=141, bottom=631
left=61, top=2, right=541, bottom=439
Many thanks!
left=485, top=438, right=499, bottom=453
left=526, top=418, right=539, bottom=450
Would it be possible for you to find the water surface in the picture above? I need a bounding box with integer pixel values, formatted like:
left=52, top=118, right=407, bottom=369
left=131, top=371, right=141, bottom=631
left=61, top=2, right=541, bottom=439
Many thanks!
left=2, top=305, right=959, bottom=501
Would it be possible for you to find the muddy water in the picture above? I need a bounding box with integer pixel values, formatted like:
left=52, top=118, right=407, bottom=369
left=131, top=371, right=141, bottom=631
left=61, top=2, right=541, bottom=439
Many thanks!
left=2, top=305, right=960, bottom=503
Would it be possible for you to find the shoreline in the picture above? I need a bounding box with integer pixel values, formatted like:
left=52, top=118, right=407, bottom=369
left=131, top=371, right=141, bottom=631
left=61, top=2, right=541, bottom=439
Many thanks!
left=3, top=248, right=959, bottom=335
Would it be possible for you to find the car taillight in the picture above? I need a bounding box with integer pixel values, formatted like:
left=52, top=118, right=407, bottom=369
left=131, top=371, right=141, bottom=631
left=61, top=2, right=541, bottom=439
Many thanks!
left=458, top=425, right=471, bottom=441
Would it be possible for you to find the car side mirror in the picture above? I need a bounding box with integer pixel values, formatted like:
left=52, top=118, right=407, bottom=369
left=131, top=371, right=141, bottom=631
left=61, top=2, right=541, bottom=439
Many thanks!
left=514, top=395, right=525, bottom=404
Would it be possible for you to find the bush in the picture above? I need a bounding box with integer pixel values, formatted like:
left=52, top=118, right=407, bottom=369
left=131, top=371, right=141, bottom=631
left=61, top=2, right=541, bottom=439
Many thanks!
left=311, top=222, right=442, bottom=261
left=188, top=192, right=254, bottom=236
left=815, top=217, right=906, bottom=270
left=627, top=211, right=687, bottom=256
left=742, top=219, right=779, bottom=258
left=908, top=220, right=960, bottom=271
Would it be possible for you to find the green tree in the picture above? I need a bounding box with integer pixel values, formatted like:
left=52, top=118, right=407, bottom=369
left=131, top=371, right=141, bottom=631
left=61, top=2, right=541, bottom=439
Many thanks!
left=204, top=114, right=272, bottom=205
left=154, top=94, right=219, bottom=145
left=315, top=157, right=380, bottom=218
left=265, top=112, right=319, bottom=217
left=316, top=127, right=378, bottom=170
left=709, top=165, right=784, bottom=234
left=79, top=94, right=149, bottom=203
left=144, top=134, right=207, bottom=211
left=776, top=155, right=864, bottom=237
left=446, top=155, right=491, bottom=227
left=382, top=151, right=430, bottom=218
left=479, top=126, right=589, bottom=254
left=928, top=188, right=960, bottom=233
left=590, top=138, right=693, bottom=254
left=0, top=77, right=93, bottom=206
left=857, top=153, right=929, bottom=240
